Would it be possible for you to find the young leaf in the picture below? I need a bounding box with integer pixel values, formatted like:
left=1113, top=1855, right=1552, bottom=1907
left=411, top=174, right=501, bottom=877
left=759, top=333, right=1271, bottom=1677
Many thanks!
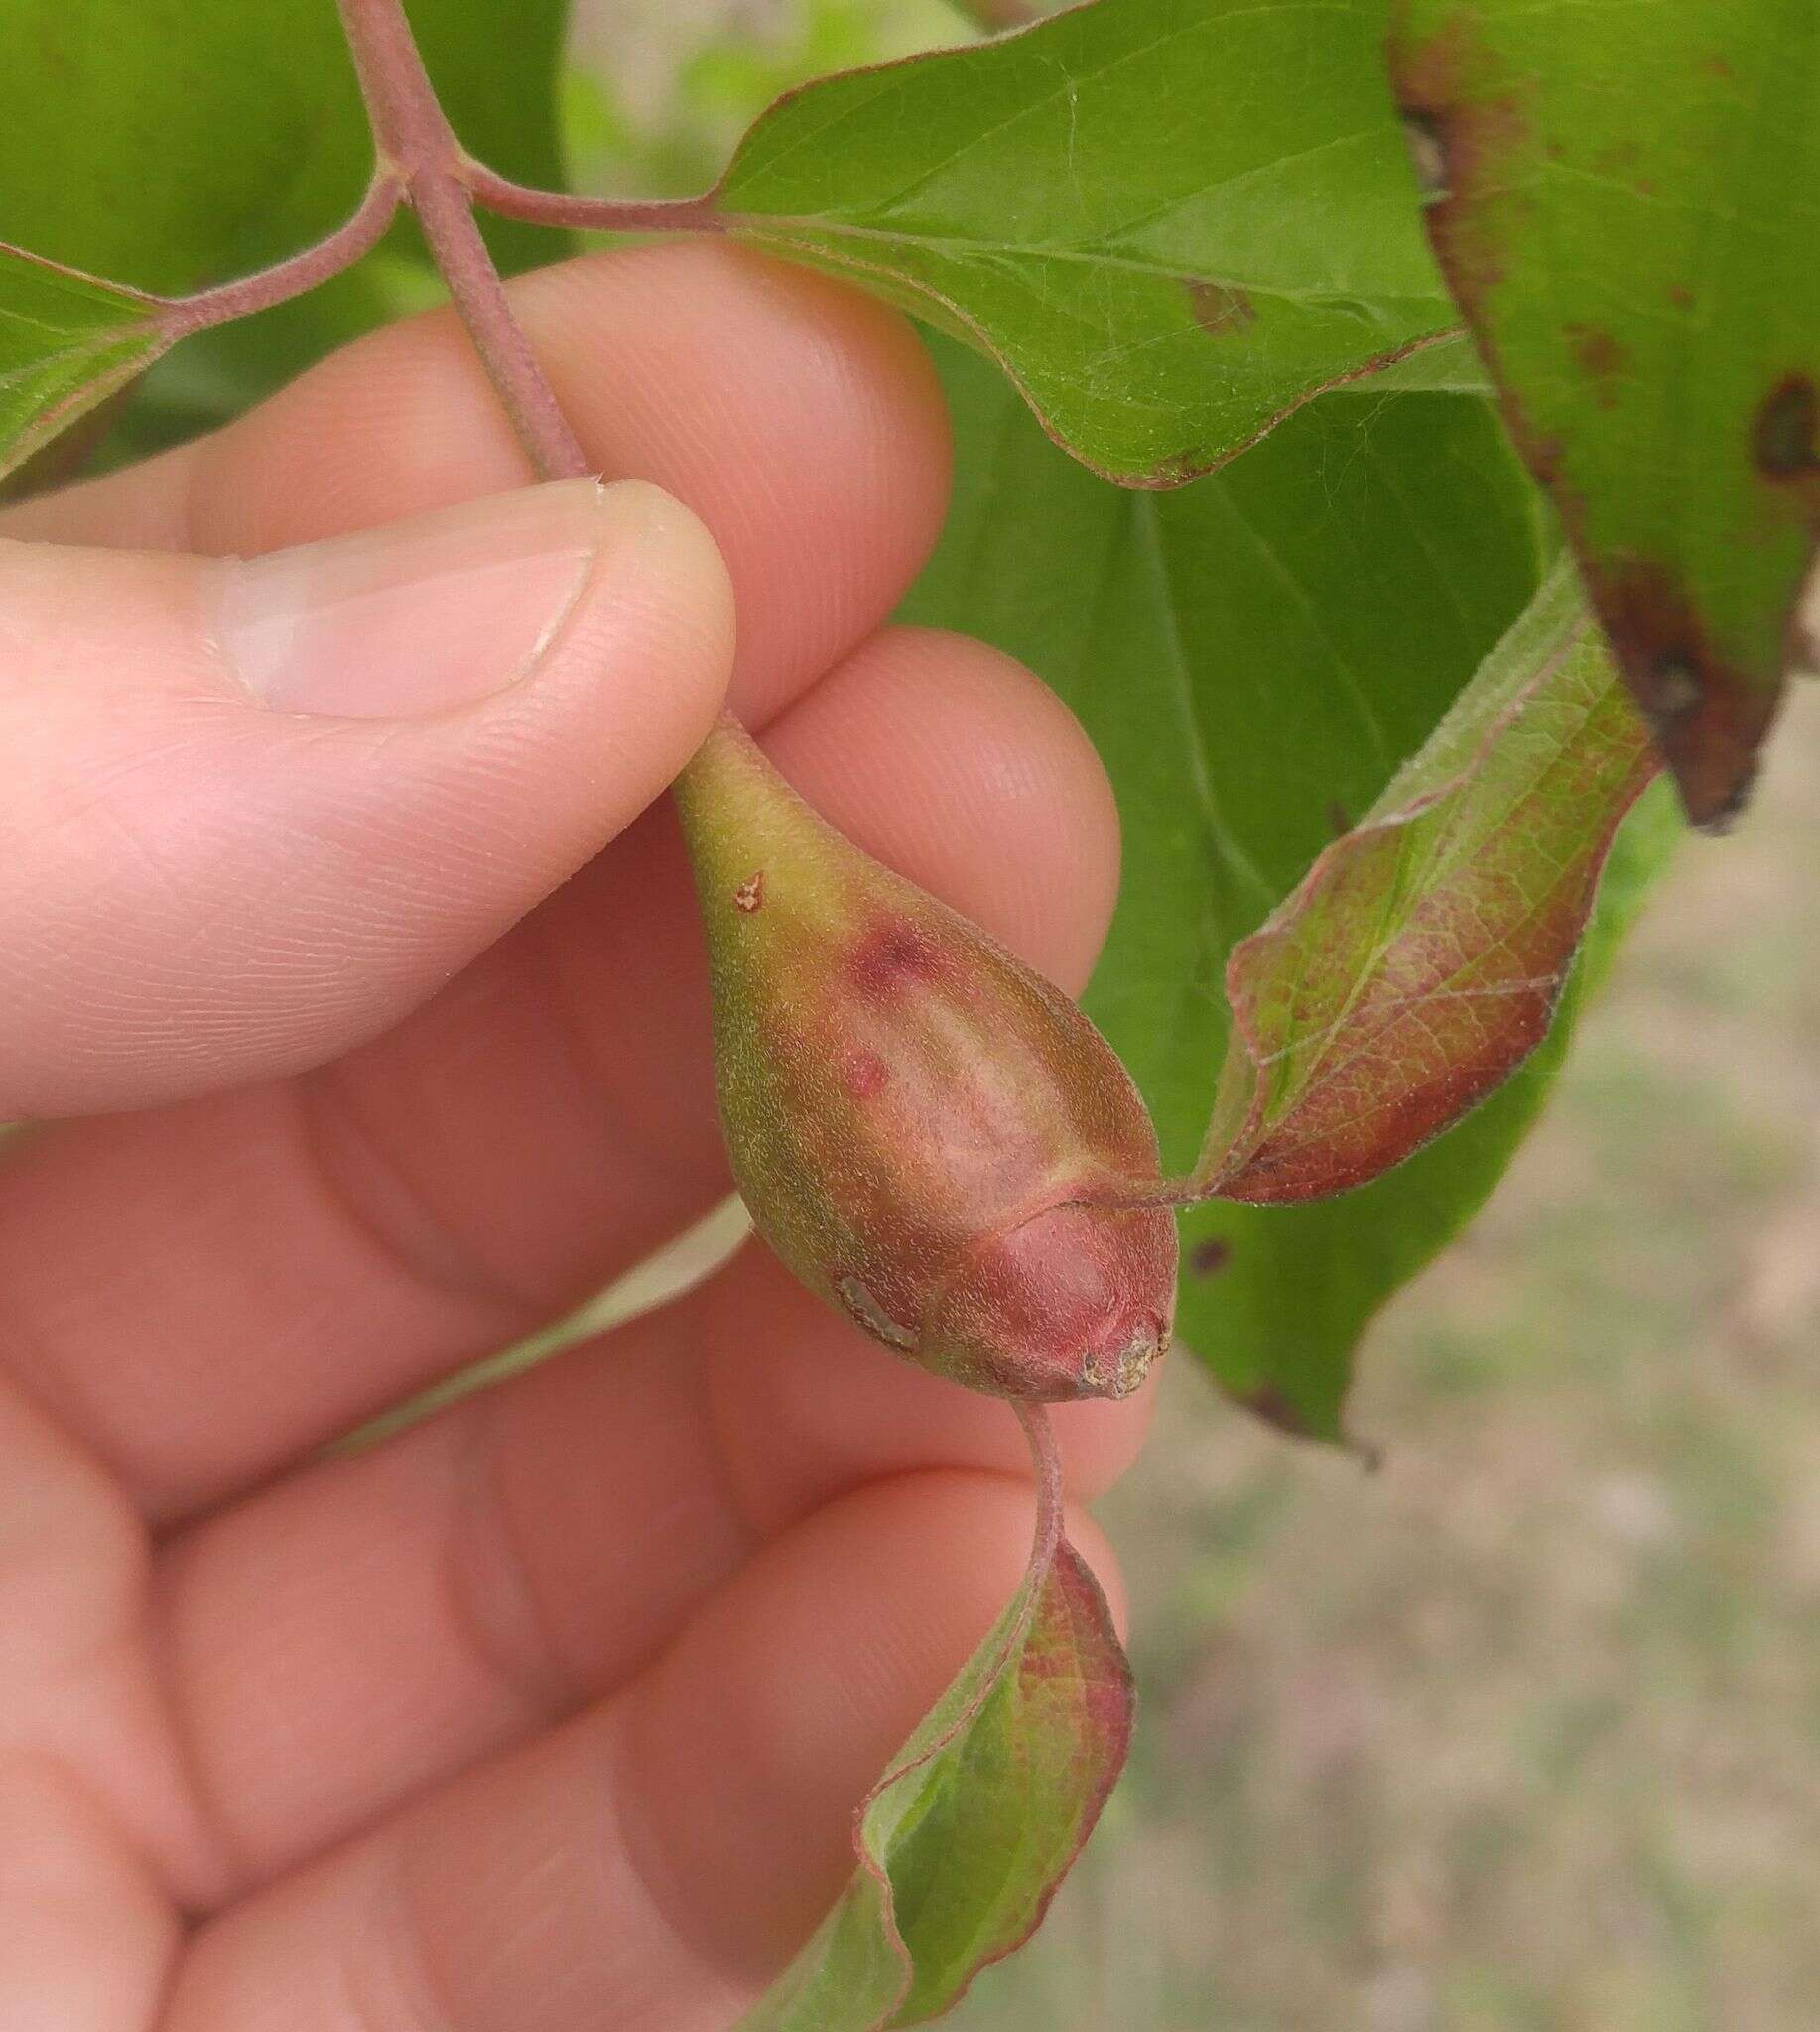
left=903, top=333, right=1671, bottom=1438
left=1198, top=556, right=1658, bottom=1202
left=1389, top=0, right=1820, bottom=829
left=0, top=246, right=167, bottom=485
left=717, top=0, right=1463, bottom=484
left=739, top=1410, right=1131, bottom=2030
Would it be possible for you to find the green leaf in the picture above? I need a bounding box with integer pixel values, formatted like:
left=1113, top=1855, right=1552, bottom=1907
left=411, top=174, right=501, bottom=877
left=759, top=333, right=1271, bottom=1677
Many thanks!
left=1388, top=0, right=1820, bottom=829
left=1200, top=556, right=1658, bottom=1203
left=740, top=1428, right=1131, bottom=2030
left=0, top=0, right=566, bottom=289
left=904, top=332, right=1670, bottom=1437
left=718, top=0, right=1463, bottom=483
left=0, top=0, right=568, bottom=470
left=0, top=245, right=167, bottom=485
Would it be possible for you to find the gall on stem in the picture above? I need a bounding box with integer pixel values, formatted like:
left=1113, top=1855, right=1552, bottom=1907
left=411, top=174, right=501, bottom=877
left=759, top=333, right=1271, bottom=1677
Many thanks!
left=676, top=717, right=1178, bottom=1403
left=330, top=0, right=1179, bottom=1406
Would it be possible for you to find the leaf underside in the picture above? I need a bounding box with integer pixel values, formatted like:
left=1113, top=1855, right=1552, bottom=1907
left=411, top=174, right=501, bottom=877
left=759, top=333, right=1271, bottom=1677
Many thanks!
left=1389, top=0, right=1820, bottom=829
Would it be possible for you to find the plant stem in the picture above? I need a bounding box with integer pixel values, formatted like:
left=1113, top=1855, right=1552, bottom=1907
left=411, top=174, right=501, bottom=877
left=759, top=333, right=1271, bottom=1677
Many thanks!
left=333, top=0, right=590, bottom=482
left=412, top=173, right=592, bottom=478
left=463, top=165, right=725, bottom=239
left=157, top=175, right=402, bottom=337
left=1013, top=1399, right=1066, bottom=1576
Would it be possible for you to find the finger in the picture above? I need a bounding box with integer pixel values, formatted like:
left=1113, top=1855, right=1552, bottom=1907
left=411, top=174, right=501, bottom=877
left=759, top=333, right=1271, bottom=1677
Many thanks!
left=2, top=242, right=952, bottom=726
left=160, top=1474, right=1127, bottom=2032
left=0, top=629, right=1121, bottom=1520
left=0, top=478, right=731, bottom=1116
left=153, top=1242, right=1153, bottom=1891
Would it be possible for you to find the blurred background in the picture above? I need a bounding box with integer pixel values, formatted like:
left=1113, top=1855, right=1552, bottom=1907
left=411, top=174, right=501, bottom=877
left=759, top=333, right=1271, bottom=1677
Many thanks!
left=558, top=5, right=1820, bottom=2024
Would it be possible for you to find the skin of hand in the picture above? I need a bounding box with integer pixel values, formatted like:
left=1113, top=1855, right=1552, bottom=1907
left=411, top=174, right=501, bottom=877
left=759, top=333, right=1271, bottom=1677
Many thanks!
left=0, top=244, right=1153, bottom=2032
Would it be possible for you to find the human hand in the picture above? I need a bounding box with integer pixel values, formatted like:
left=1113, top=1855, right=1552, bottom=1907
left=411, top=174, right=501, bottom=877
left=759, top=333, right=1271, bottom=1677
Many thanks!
left=0, top=246, right=1150, bottom=2032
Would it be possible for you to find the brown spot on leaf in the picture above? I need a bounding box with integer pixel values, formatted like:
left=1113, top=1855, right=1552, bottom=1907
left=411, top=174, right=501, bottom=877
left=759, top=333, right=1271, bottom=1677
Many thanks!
left=1755, top=376, right=1820, bottom=481
left=1189, top=1236, right=1231, bottom=1277
left=1187, top=280, right=1256, bottom=339
left=1236, top=1381, right=1312, bottom=1440
left=1566, top=322, right=1628, bottom=408
left=1590, top=559, right=1772, bottom=832
left=733, top=871, right=764, bottom=913
left=1389, top=13, right=1532, bottom=299
left=1667, top=282, right=1695, bottom=312
left=1327, top=799, right=1353, bottom=839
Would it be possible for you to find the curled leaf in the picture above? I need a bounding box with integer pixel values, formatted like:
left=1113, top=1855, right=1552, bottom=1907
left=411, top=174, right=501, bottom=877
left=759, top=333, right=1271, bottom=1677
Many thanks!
left=1198, top=557, right=1658, bottom=1203
left=738, top=1404, right=1132, bottom=2030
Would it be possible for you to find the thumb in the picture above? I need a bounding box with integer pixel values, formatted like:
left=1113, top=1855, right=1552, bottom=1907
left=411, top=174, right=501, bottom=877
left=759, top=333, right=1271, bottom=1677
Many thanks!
left=0, top=478, right=732, bottom=1118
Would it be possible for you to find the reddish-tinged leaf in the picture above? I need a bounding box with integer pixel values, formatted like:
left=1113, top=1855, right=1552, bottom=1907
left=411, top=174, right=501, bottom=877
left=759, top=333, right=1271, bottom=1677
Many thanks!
left=1388, top=0, right=1820, bottom=828
left=1197, top=558, right=1657, bottom=1204
left=738, top=1405, right=1131, bottom=2030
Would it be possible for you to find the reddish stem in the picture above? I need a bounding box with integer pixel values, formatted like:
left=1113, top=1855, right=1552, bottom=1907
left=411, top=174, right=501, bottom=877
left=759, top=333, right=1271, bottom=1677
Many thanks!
left=158, top=175, right=403, bottom=337
left=463, top=163, right=726, bottom=239
left=333, top=0, right=591, bottom=482
left=1013, top=1399, right=1067, bottom=1575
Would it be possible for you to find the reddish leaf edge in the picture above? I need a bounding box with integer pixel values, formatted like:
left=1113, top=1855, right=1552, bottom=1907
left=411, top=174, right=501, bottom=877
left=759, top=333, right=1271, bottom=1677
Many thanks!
left=480, top=0, right=1473, bottom=490
left=757, top=1401, right=1133, bottom=2032
left=717, top=226, right=1468, bottom=491
left=1188, top=576, right=1657, bottom=1206
left=1386, top=7, right=1801, bottom=831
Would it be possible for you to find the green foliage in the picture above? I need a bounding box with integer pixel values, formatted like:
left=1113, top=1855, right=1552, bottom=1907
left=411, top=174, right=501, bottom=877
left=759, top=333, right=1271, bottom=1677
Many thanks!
left=902, top=334, right=1661, bottom=1433
left=0, top=0, right=1788, bottom=2011
left=0, top=248, right=164, bottom=484
left=740, top=1529, right=1130, bottom=2029
left=1390, top=0, right=1820, bottom=829
left=0, top=0, right=568, bottom=465
left=1202, top=557, right=1658, bottom=1205
left=719, top=0, right=1463, bottom=483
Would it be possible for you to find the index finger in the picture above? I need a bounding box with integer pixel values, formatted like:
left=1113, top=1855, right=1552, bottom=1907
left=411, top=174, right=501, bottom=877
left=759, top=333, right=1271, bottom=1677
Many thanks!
left=0, top=241, right=952, bottom=727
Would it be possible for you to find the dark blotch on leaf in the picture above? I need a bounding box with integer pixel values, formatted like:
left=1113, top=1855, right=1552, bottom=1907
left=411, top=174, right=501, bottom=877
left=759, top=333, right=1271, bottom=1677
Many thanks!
left=1187, top=280, right=1256, bottom=340
left=1235, top=1380, right=1312, bottom=1439
left=1565, top=322, right=1628, bottom=407
left=1592, top=558, right=1766, bottom=833
left=1755, top=376, right=1820, bottom=480
left=1389, top=17, right=1531, bottom=298
left=1189, top=1235, right=1231, bottom=1277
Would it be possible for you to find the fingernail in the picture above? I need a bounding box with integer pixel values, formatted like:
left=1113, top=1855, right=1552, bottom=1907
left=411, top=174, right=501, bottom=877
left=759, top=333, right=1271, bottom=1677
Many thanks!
left=214, top=479, right=606, bottom=717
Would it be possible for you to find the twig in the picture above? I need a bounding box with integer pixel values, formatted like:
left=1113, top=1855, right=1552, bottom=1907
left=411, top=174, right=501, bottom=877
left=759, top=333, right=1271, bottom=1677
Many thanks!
left=462, top=163, right=726, bottom=239
left=333, top=0, right=591, bottom=481
left=156, top=175, right=402, bottom=337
